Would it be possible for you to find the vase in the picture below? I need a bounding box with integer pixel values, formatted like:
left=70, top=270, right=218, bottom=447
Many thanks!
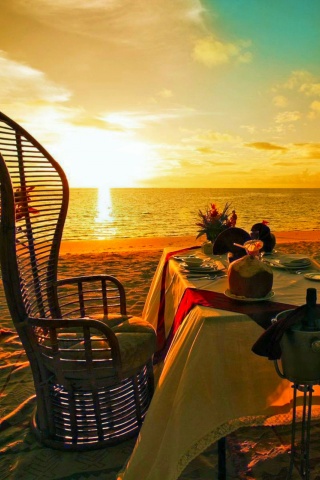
left=205, top=228, right=225, bottom=244
left=201, top=241, right=213, bottom=255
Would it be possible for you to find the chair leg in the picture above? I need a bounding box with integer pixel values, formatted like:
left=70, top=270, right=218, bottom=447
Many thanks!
left=218, top=436, right=226, bottom=480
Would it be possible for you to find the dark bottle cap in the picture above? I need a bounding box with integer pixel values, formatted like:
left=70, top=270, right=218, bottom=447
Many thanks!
left=306, top=288, right=317, bottom=306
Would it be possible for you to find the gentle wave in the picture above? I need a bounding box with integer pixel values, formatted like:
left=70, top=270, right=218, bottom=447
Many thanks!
left=62, top=188, right=320, bottom=241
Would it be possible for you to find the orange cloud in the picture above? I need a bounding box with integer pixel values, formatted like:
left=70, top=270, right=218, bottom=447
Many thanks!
left=309, top=100, right=320, bottom=118
left=192, top=36, right=252, bottom=67
left=275, top=111, right=300, bottom=123
left=196, top=146, right=217, bottom=154
left=272, top=161, right=301, bottom=166
left=300, top=82, right=320, bottom=96
left=71, top=115, right=125, bottom=131
left=272, top=95, right=288, bottom=107
left=281, top=70, right=314, bottom=90
left=0, top=50, right=70, bottom=104
left=292, top=143, right=320, bottom=159
left=185, top=129, right=242, bottom=144
left=245, top=142, right=287, bottom=151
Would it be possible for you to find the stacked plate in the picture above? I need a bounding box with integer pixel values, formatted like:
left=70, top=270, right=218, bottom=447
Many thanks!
left=268, top=256, right=312, bottom=270
left=173, top=254, right=198, bottom=262
left=180, top=260, right=225, bottom=274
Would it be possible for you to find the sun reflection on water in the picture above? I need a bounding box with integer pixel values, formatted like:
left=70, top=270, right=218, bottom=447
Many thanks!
left=94, top=187, right=117, bottom=238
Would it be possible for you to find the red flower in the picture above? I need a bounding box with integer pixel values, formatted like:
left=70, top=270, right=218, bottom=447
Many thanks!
left=15, top=186, right=39, bottom=221
left=196, top=201, right=236, bottom=241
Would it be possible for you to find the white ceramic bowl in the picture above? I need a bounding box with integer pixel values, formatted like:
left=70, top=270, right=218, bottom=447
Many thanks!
left=183, top=257, right=204, bottom=267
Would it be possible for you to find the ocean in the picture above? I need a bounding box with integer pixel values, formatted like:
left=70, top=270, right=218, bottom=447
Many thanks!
left=63, top=188, right=320, bottom=241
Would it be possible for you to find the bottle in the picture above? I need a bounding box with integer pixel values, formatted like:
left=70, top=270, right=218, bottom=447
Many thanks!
left=302, top=288, right=317, bottom=331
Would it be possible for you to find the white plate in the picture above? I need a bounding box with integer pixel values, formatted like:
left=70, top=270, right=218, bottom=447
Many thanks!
left=224, top=289, right=275, bottom=302
left=180, top=262, right=224, bottom=274
left=304, top=273, right=320, bottom=282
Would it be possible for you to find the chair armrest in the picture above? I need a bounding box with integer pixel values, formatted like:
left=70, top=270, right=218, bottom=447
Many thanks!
left=55, top=274, right=125, bottom=289
left=50, top=274, right=127, bottom=319
left=29, top=316, right=123, bottom=376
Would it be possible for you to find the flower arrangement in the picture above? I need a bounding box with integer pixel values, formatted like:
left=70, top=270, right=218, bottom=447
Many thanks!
left=196, top=202, right=237, bottom=242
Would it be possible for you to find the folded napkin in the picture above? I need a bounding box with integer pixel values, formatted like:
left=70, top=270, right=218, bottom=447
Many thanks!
left=252, top=304, right=320, bottom=360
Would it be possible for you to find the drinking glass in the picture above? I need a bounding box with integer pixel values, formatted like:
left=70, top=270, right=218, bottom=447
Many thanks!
left=250, top=230, right=259, bottom=241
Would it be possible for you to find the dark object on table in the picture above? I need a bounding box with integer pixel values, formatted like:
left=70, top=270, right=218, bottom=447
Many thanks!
left=250, top=222, right=276, bottom=253
left=252, top=288, right=320, bottom=362
left=212, top=227, right=251, bottom=255
left=0, top=112, right=156, bottom=451
left=256, top=288, right=320, bottom=480
left=275, top=288, right=320, bottom=384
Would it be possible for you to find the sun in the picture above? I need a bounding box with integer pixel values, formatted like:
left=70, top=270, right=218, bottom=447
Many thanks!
left=48, top=125, right=157, bottom=188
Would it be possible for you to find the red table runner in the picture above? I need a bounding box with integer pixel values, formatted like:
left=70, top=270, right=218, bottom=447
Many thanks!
left=154, top=286, right=297, bottom=364
left=156, top=246, right=199, bottom=350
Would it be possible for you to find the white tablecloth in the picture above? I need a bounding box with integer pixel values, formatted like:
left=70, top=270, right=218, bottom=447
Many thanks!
left=117, top=248, right=320, bottom=480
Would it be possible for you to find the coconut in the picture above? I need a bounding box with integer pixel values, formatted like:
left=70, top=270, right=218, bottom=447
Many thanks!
left=228, top=254, right=273, bottom=298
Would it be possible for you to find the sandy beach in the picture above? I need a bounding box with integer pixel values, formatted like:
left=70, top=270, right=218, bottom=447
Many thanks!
left=2, top=231, right=320, bottom=479
left=59, top=230, right=320, bottom=255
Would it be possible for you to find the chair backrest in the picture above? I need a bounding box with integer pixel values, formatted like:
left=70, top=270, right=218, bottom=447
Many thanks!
left=0, top=111, right=69, bottom=324
left=0, top=113, right=155, bottom=451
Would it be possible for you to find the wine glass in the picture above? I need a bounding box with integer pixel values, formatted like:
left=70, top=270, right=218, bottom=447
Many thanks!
left=250, top=230, right=259, bottom=241
left=249, top=230, right=265, bottom=260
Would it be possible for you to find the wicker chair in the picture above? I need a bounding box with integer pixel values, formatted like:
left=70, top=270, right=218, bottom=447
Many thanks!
left=0, top=111, right=156, bottom=450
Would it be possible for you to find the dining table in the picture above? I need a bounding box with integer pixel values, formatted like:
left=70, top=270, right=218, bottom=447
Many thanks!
left=117, top=246, right=320, bottom=480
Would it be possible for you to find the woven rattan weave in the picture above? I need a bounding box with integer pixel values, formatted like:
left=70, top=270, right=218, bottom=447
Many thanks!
left=0, top=112, right=156, bottom=450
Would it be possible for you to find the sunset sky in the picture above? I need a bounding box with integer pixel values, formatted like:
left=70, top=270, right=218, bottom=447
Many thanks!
left=1, top=0, right=320, bottom=188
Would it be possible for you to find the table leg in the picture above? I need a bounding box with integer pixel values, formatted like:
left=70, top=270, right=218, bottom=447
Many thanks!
left=286, top=384, right=313, bottom=480
left=218, top=436, right=226, bottom=480
left=286, top=384, right=297, bottom=480
left=299, top=385, right=313, bottom=480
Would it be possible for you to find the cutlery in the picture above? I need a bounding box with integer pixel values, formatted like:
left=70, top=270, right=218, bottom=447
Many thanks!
left=186, top=275, right=214, bottom=280
left=186, top=274, right=227, bottom=280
